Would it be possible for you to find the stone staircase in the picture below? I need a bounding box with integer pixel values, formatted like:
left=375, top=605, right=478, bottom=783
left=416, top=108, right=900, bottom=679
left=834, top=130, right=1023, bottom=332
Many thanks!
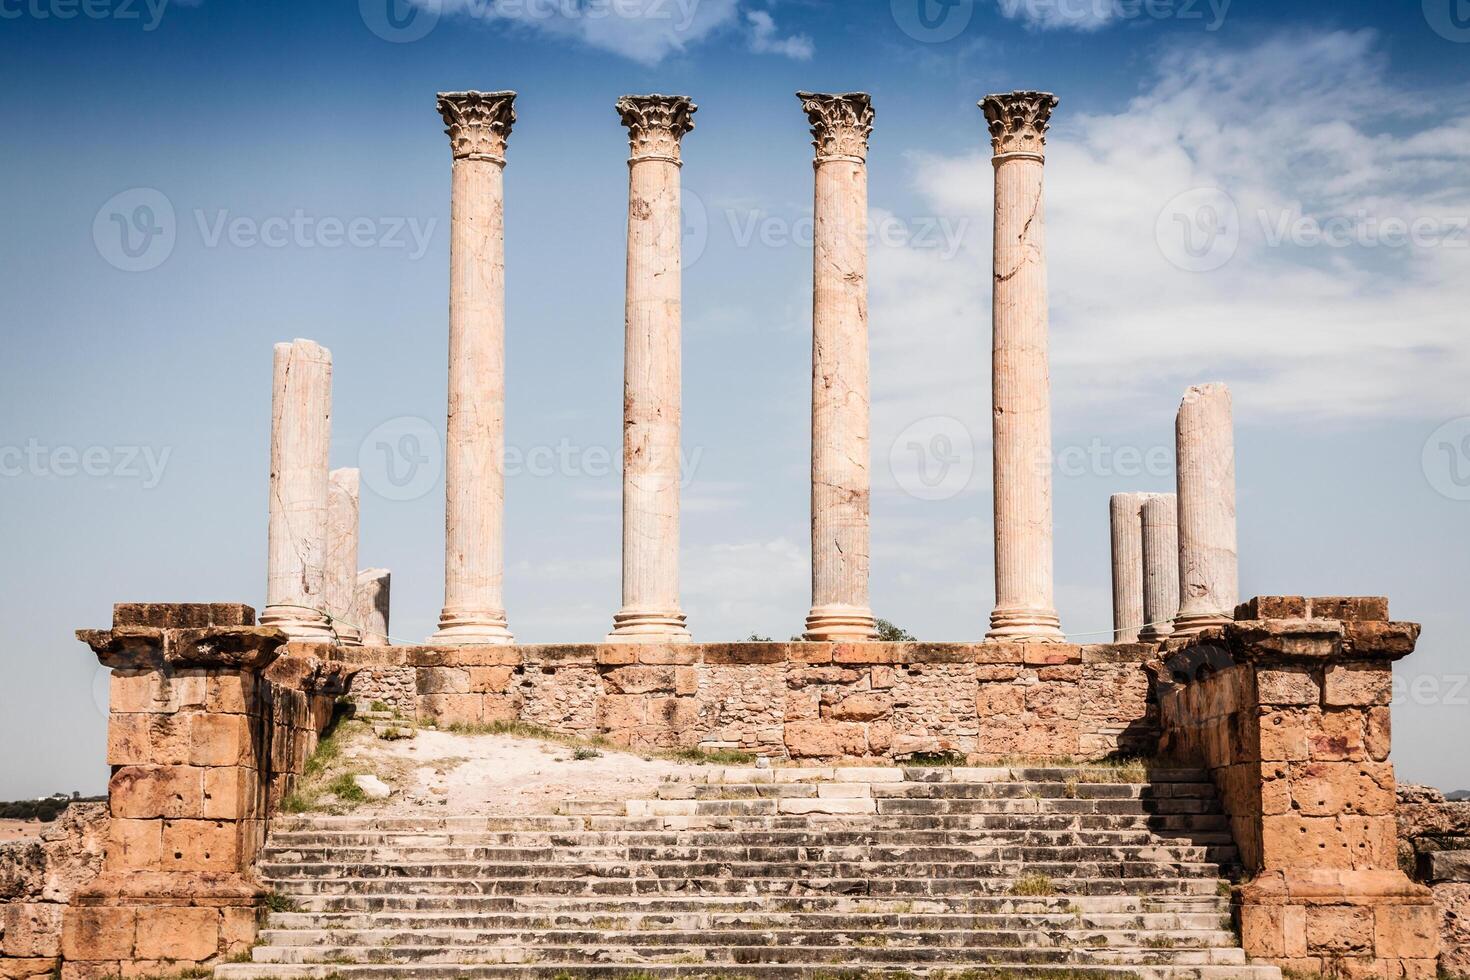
left=216, top=765, right=1281, bottom=979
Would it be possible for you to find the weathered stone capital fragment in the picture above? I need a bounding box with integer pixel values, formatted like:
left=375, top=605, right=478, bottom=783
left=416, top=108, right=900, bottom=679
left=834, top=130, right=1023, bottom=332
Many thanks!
left=797, top=91, right=874, bottom=162
left=616, top=94, right=696, bottom=162
left=980, top=90, right=1059, bottom=160
left=437, top=90, right=516, bottom=162
left=77, top=625, right=288, bottom=672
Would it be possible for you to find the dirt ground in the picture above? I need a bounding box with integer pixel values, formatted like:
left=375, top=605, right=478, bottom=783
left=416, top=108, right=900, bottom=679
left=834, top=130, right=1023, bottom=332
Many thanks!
left=0, top=818, right=43, bottom=843
left=335, top=727, right=708, bottom=816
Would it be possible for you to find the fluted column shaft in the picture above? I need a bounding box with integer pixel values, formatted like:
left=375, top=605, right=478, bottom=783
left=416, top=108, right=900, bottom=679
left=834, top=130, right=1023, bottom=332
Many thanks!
left=431, top=91, right=516, bottom=645
left=261, top=339, right=334, bottom=641
left=983, top=92, right=1063, bottom=643
left=1109, top=492, right=1149, bottom=643
left=800, top=92, right=877, bottom=642
left=325, top=468, right=363, bottom=645
left=1140, top=493, right=1179, bottom=642
left=609, top=95, right=696, bottom=643
left=1173, top=383, right=1238, bottom=637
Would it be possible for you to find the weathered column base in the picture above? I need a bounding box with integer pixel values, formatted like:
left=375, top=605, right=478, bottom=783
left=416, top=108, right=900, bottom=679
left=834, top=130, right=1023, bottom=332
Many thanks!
left=60, top=875, right=263, bottom=980
left=804, top=605, right=876, bottom=642
left=607, top=609, right=692, bottom=644
left=1169, top=611, right=1232, bottom=640
left=258, top=607, right=334, bottom=643
left=986, top=607, right=1065, bottom=643
left=1238, top=870, right=1440, bottom=978
left=429, top=608, right=515, bottom=647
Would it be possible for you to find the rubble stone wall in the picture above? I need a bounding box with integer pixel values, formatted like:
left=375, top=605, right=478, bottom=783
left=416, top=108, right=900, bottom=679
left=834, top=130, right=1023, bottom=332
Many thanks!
left=337, top=641, right=1160, bottom=762
left=0, top=804, right=107, bottom=979
left=1398, top=785, right=1470, bottom=977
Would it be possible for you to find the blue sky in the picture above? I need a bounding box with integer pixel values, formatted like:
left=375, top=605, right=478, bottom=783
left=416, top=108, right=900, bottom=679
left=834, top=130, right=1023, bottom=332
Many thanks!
left=2, top=0, right=1468, bottom=797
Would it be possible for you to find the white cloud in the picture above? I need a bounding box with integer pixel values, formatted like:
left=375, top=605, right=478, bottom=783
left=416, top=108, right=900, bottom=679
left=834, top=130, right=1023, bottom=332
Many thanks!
left=996, top=0, right=1118, bottom=32
left=421, top=0, right=809, bottom=65
left=870, top=30, right=1470, bottom=426
left=746, top=9, right=813, bottom=60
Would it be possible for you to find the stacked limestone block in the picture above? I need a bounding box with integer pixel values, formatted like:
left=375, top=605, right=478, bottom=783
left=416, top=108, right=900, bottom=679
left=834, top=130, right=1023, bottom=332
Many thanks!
left=1398, top=784, right=1470, bottom=976
left=0, top=805, right=107, bottom=979
left=370, top=642, right=1159, bottom=763
left=61, top=604, right=352, bottom=979
left=1160, top=596, right=1440, bottom=977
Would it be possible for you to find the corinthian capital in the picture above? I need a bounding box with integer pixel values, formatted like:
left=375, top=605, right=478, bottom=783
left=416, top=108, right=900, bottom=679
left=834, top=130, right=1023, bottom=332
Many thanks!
left=980, top=91, right=1059, bottom=159
left=437, top=91, right=517, bottom=162
left=797, top=92, right=874, bottom=162
left=616, top=94, right=697, bottom=162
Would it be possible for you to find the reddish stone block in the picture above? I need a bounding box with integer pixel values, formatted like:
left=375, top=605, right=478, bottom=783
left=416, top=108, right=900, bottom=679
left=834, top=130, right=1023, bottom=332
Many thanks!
left=61, top=907, right=136, bottom=961
left=829, top=693, right=889, bottom=722
left=1, top=903, right=64, bottom=958
left=1257, top=668, right=1320, bottom=706
left=467, top=666, right=515, bottom=693
left=1324, top=663, right=1393, bottom=707
left=1306, top=905, right=1373, bottom=953
left=132, top=905, right=219, bottom=961
left=189, top=713, right=253, bottom=767
left=109, top=766, right=204, bottom=820
left=161, top=819, right=241, bottom=872
left=784, top=720, right=867, bottom=758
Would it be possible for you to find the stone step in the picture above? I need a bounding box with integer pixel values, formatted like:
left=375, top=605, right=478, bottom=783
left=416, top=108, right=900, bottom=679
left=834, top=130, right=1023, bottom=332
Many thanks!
left=269, top=813, right=1232, bottom=833
left=263, top=844, right=1239, bottom=866
left=261, top=859, right=1229, bottom=881
left=653, top=782, right=1220, bottom=801
left=257, top=927, right=1243, bottom=950
left=267, top=910, right=1236, bottom=932
left=245, top=943, right=1253, bottom=966
left=274, top=894, right=1234, bottom=915
left=218, top=964, right=1282, bottom=980
left=264, top=876, right=1229, bottom=898
left=267, top=828, right=1239, bottom=847
left=693, top=766, right=1212, bottom=784
left=590, top=798, right=1221, bottom=818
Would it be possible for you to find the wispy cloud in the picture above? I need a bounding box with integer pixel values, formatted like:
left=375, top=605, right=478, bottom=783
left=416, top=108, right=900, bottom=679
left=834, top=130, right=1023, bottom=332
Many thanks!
left=746, top=9, right=813, bottom=60
left=869, top=29, right=1470, bottom=428
left=996, top=0, right=1117, bottom=32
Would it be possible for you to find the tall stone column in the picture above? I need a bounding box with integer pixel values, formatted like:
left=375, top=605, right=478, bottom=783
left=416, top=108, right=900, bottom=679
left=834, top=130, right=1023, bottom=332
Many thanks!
left=1139, top=493, right=1179, bottom=642
left=799, top=92, right=878, bottom=642
left=431, top=91, right=516, bottom=646
left=608, top=94, right=696, bottom=644
left=261, top=339, right=334, bottom=641
left=1173, top=383, right=1238, bottom=637
left=1109, top=492, right=1148, bottom=643
left=325, top=468, right=362, bottom=646
left=982, top=91, right=1064, bottom=643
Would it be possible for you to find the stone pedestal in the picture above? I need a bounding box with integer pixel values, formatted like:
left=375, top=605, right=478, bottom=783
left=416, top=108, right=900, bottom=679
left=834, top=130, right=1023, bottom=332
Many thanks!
left=325, top=468, right=362, bottom=646
left=1139, top=493, right=1179, bottom=642
left=1173, top=383, right=1238, bottom=638
left=431, top=91, right=517, bottom=646
left=982, top=92, right=1063, bottom=643
left=1109, top=492, right=1149, bottom=643
left=608, top=95, right=696, bottom=644
left=66, top=604, right=287, bottom=976
left=354, top=568, right=392, bottom=646
left=260, top=339, right=334, bottom=641
left=1160, top=597, right=1440, bottom=976
left=799, top=92, right=877, bottom=642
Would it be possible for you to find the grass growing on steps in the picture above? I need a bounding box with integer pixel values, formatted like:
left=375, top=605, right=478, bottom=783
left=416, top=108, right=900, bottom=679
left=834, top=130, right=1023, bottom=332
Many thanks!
left=278, top=711, right=381, bottom=814
left=1008, top=873, right=1056, bottom=896
left=442, top=719, right=757, bottom=765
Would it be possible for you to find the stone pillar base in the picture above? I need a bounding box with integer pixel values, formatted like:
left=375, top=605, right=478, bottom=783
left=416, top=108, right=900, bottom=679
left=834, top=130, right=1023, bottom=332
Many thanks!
left=607, top=609, right=692, bottom=644
left=1238, top=870, right=1440, bottom=977
left=1170, top=611, right=1232, bottom=640
left=804, top=605, right=876, bottom=642
left=986, top=607, right=1065, bottom=643
left=60, top=873, right=263, bottom=978
left=258, top=607, right=334, bottom=642
left=428, top=609, right=514, bottom=646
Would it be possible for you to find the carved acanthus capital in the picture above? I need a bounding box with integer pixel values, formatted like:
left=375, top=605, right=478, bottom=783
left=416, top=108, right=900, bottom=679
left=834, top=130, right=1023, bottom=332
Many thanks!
left=980, top=90, right=1059, bottom=159
left=616, top=94, right=696, bottom=163
left=797, top=92, right=874, bottom=162
left=437, top=90, right=517, bottom=162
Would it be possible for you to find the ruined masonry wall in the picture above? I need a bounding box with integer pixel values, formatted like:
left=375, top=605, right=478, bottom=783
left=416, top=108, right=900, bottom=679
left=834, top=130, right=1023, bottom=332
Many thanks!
left=337, top=642, right=1160, bottom=762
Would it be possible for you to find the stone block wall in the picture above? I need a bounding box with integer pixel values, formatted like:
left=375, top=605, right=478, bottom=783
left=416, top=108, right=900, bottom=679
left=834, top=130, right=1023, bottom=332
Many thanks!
left=1159, top=596, right=1440, bottom=977
left=336, top=641, right=1160, bottom=762
left=1398, top=785, right=1470, bottom=977
left=0, top=804, right=107, bottom=979
left=1, top=603, right=355, bottom=980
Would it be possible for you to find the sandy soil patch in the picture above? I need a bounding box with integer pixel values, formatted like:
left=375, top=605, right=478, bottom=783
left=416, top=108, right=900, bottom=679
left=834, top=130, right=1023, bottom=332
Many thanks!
left=329, top=726, right=709, bottom=816
left=0, top=818, right=43, bottom=843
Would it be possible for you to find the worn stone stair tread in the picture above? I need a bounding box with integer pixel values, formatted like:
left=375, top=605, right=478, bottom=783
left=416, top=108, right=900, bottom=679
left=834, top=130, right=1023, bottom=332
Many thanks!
left=266, top=912, right=1235, bottom=931
left=281, top=896, right=1234, bottom=914
left=218, top=965, right=1282, bottom=979
left=247, top=945, right=1253, bottom=964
